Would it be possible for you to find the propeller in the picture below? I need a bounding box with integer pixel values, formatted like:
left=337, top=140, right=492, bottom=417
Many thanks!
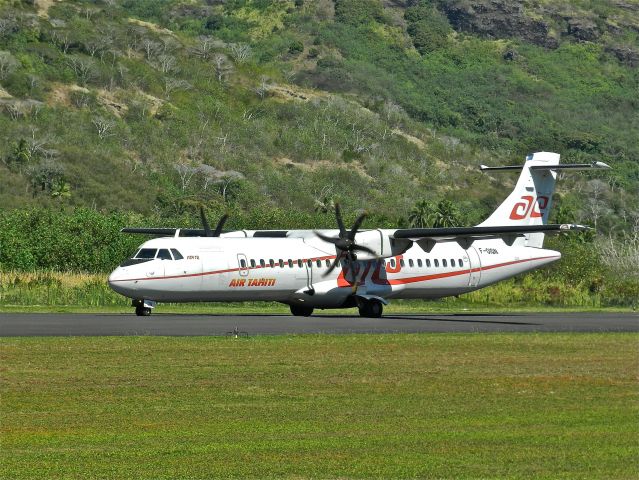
left=200, top=207, right=228, bottom=237
left=315, top=204, right=377, bottom=277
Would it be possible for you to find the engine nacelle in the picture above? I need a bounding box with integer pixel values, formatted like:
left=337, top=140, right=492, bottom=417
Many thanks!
left=352, top=230, right=394, bottom=260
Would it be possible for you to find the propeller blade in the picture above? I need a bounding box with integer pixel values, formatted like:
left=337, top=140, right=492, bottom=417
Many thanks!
left=212, top=214, right=228, bottom=237
left=200, top=207, right=213, bottom=237
left=334, top=203, right=346, bottom=238
left=348, top=212, right=367, bottom=240
left=323, top=256, right=342, bottom=277
left=315, top=231, right=341, bottom=245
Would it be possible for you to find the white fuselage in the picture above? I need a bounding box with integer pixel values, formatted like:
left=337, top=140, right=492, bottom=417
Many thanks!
left=108, top=231, right=560, bottom=309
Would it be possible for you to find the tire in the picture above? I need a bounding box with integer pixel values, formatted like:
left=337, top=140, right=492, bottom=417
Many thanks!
left=358, top=300, right=383, bottom=318
left=290, top=304, right=314, bottom=317
left=136, top=306, right=152, bottom=316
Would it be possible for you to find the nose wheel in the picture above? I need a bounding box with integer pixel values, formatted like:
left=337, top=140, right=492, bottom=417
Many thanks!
left=135, top=306, right=152, bottom=316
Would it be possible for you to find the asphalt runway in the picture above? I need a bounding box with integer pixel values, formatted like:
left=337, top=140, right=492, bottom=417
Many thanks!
left=0, top=312, right=637, bottom=336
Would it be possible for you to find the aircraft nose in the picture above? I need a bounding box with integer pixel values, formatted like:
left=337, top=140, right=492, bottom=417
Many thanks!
left=108, top=267, right=134, bottom=296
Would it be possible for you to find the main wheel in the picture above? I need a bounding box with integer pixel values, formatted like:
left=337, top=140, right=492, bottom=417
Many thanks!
left=358, top=300, right=383, bottom=318
left=290, top=304, right=314, bottom=317
left=135, top=306, right=152, bottom=316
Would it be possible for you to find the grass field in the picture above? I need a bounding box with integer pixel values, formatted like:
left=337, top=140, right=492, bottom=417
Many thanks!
left=1, top=333, right=637, bottom=479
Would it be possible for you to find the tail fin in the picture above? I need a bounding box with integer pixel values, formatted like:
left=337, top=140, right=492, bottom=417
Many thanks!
left=478, top=152, right=610, bottom=247
left=479, top=152, right=560, bottom=248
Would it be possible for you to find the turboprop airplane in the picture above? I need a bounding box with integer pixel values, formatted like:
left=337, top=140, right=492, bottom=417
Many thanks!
left=108, top=152, right=609, bottom=317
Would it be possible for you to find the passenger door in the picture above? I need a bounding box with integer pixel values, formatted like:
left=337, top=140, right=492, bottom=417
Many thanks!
left=465, top=247, right=482, bottom=287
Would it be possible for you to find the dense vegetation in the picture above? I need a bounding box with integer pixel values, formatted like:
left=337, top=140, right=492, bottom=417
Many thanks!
left=0, top=208, right=636, bottom=307
left=0, top=0, right=637, bottom=306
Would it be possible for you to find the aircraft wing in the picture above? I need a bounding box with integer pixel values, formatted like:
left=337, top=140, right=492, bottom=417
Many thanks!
left=121, top=228, right=206, bottom=236
left=392, top=223, right=589, bottom=241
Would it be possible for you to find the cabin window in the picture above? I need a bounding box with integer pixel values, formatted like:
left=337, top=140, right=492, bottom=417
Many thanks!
left=240, top=259, right=247, bottom=268
left=326, top=259, right=331, bottom=268
left=316, top=260, right=321, bottom=268
left=279, top=259, right=284, bottom=268
left=459, top=258, right=463, bottom=266
left=426, top=259, right=431, bottom=267
left=409, top=259, right=414, bottom=268
left=306, top=260, right=311, bottom=267
left=442, top=259, right=447, bottom=267
left=135, top=248, right=157, bottom=259
left=250, top=259, right=256, bottom=268
left=170, top=249, right=184, bottom=260
left=417, top=259, right=422, bottom=267
left=451, top=259, right=456, bottom=267
left=260, top=259, right=266, bottom=267
left=269, top=259, right=275, bottom=268
left=288, top=259, right=293, bottom=268
left=434, top=259, right=439, bottom=267
left=157, top=249, right=172, bottom=260
left=400, top=259, right=405, bottom=267
left=297, top=259, right=303, bottom=268
left=390, top=259, right=396, bottom=268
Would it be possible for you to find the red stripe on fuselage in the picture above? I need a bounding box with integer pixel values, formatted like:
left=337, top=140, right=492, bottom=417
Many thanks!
left=111, top=255, right=337, bottom=282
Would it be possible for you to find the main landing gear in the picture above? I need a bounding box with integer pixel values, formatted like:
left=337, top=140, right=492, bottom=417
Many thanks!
left=290, top=304, right=314, bottom=317
left=358, top=299, right=383, bottom=318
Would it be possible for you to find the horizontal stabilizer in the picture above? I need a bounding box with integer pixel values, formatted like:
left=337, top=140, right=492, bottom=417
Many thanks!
left=480, top=162, right=610, bottom=172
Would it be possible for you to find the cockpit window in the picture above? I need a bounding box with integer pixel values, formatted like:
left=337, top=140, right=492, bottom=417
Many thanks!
left=170, top=249, right=184, bottom=260
left=135, top=248, right=157, bottom=259
left=157, top=249, right=172, bottom=260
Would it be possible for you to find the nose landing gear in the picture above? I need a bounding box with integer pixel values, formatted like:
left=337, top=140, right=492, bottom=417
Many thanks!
left=132, top=299, right=155, bottom=316
left=135, top=306, right=152, bottom=316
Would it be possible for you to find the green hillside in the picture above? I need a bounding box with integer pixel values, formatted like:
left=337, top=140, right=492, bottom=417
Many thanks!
left=1, top=0, right=637, bottom=230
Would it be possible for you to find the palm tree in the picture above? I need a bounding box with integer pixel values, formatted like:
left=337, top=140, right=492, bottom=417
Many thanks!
left=432, top=199, right=461, bottom=228
left=408, top=200, right=435, bottom=228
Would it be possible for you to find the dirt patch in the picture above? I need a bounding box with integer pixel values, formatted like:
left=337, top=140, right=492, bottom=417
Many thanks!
left=36, top=0, right=56, bottom=18
left=392, top=129, right=426, bottom=149
left=96, top=89, right=128, bottom=117
left=0, top=87, right=12, bottom=99
left=48, top=83, right=89, bottom=107
left=275, top=157, right=373, bottom=180
left=128, top=18, right=176, bottom=37
left=269, top=85, right=328, bottom=102
left=134, top=90, right=164, bottom=116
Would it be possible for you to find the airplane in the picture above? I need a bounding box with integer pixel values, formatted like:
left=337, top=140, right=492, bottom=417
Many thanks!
left=108, top=152, right=610, bottom=317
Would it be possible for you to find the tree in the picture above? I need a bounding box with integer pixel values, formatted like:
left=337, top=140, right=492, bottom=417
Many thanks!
left=164, top=78, right=191, bottom=99
left=212, top=53, right=233, bottom=84
left=92, top=117, right=116, bottom=140
left=25, top=160, right=65, bottom=196
left=67, top=57, right=96, bottom=86
left=6, top=139, right=31, bottom=171
left=432, top=200, right=461, bottom=228
left=408, top=199, right=435, bottom=228
left=229, top=43, right=252, bottom=64
left=192, top=36, right=217, bottom=60
left=0, top=51, right=18, bottom=80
